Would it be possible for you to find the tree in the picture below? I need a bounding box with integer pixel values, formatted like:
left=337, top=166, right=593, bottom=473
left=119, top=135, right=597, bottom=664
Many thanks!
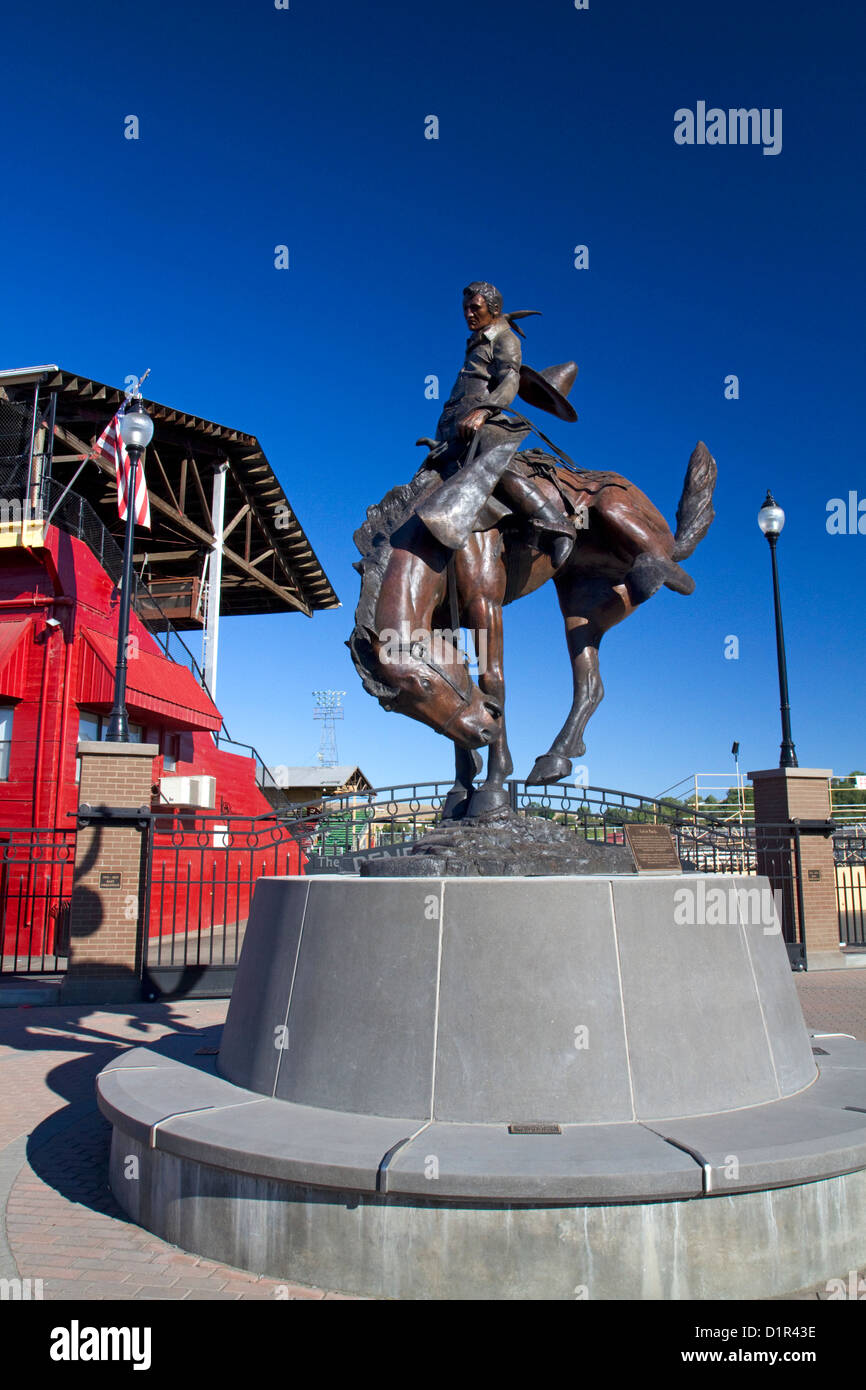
left=832, top=772, right=866, bottom=807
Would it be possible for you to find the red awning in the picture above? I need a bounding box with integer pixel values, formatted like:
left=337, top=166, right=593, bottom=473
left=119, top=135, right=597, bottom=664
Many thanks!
left=0, top=620, right=30, bottom=700
left=77, top=628, right=222, bottom=732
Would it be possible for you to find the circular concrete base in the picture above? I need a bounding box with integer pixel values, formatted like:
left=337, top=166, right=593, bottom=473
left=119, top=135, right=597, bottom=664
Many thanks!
left=97, top=874, right=866, bottom=1298
left=108, top=1123, right=866, bottom=1299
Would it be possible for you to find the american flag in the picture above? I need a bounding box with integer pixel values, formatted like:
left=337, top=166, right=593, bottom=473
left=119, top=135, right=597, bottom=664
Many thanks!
left=91, top=411, right=151, bottom=530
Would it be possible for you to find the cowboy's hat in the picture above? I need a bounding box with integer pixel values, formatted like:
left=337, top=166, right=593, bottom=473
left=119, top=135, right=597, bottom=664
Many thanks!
left=517, top=361, right=578, bottom=422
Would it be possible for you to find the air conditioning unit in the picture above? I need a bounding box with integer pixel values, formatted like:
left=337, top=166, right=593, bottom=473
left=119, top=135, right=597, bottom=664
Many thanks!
left=160, top=774, right=216, bottom=808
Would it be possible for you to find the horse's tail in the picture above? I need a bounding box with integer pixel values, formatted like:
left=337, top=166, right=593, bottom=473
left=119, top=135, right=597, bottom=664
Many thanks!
left=672, top=441, right=717, bottom=561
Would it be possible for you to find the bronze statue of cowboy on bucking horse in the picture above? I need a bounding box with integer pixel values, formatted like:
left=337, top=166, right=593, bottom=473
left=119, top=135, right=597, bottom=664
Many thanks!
left=349, top=281, right=717, bottom=820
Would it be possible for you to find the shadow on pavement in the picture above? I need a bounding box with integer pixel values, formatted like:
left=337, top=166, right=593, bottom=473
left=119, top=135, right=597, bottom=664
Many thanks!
left=4, top=1002, right=224, bottom=1220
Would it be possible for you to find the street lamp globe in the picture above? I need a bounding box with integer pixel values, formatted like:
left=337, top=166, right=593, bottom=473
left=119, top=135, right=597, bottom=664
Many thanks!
left=120, top=401, right=154, bottom=451
left=757, top=491, right=785, bottom=538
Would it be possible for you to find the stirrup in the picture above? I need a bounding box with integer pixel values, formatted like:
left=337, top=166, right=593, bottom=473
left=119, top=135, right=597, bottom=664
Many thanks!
left=528, top=512, right=574, bottom=541
left=550, top=533, right=574, bottom=568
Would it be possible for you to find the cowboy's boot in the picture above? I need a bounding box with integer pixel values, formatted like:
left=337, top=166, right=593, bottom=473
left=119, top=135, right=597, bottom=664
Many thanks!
left=528, top=500, right=575, bottom=569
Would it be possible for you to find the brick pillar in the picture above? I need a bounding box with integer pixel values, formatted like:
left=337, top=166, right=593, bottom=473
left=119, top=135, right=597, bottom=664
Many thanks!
left=61, top=741, right=158, bottom=1005
left=748, top=768, right=840, bottom=970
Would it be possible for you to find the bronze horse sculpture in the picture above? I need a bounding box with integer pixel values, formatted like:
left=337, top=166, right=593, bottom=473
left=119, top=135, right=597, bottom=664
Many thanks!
left=349, top=439, right=717, bottom=820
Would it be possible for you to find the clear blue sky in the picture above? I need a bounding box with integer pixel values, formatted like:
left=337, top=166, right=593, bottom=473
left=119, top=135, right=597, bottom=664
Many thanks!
left=3, top=0, right=864, bottom=796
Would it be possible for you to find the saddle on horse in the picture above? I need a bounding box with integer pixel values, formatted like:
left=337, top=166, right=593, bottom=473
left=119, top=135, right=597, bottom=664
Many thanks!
left=416, top=363, right=581, bottom=565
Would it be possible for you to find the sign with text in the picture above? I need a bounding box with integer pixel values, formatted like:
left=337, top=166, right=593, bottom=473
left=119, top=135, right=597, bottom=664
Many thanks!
left=305, top=845, right=415, bottom=875
left=624, top=824, right=682, bottom=874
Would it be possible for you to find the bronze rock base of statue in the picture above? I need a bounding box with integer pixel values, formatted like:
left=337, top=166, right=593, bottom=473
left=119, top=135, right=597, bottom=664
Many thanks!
left=360, top=807, right=634, bottom=877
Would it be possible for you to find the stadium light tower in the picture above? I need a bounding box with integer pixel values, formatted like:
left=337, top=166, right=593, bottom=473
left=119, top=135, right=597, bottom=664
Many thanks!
left=313, top=690, right=345, bottom=767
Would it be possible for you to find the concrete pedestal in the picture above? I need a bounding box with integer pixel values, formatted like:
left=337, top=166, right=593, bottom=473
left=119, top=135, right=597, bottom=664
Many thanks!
left=218, top=875, right=817, bottom=1122
left=97, top=874, right=866, bottom=1299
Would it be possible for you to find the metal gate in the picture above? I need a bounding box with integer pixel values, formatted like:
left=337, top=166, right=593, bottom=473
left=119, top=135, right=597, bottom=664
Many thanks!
left=0, top=827, right=76, bottom=974
left=142, top=810, right=308, bottom=997
left=835, top=830, right=866, bottom=946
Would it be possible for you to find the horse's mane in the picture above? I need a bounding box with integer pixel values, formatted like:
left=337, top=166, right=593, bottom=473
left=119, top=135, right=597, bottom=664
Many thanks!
left=347, top=466, right=442, bottom=703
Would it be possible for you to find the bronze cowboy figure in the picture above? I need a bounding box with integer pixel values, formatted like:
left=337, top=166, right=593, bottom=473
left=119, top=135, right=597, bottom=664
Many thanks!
left=350, top=280, right=717, bottom=819
left=415, top=281, right=577, bottom=568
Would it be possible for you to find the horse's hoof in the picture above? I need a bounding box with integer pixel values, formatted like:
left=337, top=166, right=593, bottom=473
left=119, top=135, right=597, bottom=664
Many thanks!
left=663, top=560, right=695, bottom=595
left=466, top=785, right=511, bottom=818
left=441, top=789, right=471, bottom=821
left=525, top=753, right=572, bottom=785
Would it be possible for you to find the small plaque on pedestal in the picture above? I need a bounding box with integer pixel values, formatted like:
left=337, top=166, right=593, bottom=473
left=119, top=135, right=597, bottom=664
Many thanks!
left=624, top=823, right=682, bottom=874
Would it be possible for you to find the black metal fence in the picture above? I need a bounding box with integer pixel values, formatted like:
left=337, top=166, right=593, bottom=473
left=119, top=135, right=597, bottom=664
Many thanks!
left=835, top=831, right=866, bottom=947
left=2, top=787, right=860, bottom=987
left=0, top=827, right=76, bottom=974
left=295, top=783, right=811, bottom=963
left=142, top=811, right=308, bottom=995
left=300, top=778, right=720, bottom=866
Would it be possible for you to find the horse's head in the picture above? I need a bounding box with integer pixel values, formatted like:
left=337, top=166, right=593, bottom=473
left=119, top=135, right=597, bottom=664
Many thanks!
left=369, top=627, right=502, bottom=750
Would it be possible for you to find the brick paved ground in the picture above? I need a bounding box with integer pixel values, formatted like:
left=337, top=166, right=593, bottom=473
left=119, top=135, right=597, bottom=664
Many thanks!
left=0, top=973, right=863, bottom=1303
left=794, top=967, right=866, bottom=1041
left=0, top=999, right=358, bottom=1300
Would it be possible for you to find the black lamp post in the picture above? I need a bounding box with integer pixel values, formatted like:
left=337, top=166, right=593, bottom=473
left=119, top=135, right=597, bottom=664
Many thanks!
left=105, top=395, right=153, bottom=743
left=757, top=491, right=798, bottom=768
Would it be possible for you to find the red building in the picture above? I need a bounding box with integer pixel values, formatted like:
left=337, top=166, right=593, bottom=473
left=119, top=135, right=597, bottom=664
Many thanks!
left=0, top=520, right=267, bottom=828
left=0, top=366, right=338, bottom=971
